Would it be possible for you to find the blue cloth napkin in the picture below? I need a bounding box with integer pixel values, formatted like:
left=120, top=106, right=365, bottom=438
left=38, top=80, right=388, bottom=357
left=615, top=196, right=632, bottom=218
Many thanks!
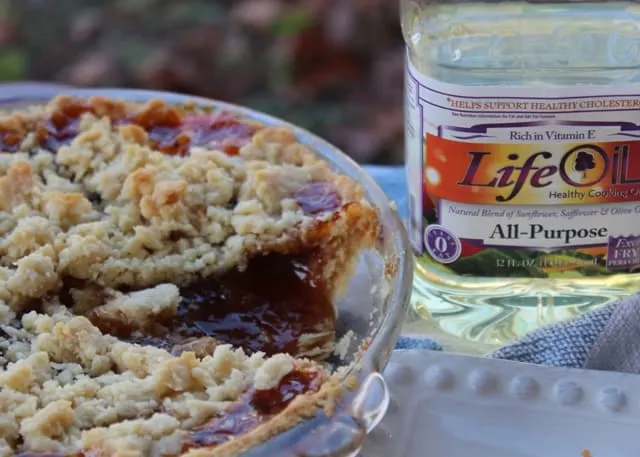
left=364, top=165, right=640, bottom=372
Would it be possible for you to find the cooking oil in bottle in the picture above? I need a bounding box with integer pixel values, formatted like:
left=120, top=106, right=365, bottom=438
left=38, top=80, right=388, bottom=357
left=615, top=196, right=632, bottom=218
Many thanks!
left=401, top=0, right=640, bottom=352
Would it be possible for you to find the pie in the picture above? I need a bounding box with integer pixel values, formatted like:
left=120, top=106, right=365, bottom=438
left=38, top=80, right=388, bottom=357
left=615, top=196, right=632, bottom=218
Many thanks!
left=0, top=96, right=379, bottom=457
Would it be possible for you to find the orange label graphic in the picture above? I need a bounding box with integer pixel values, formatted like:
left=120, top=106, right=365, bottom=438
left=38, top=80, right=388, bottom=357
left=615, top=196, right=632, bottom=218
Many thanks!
left=424, top=135, right=640, bottom=206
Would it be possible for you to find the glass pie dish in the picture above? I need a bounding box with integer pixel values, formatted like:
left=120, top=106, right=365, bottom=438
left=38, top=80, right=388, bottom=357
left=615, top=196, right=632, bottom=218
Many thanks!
left=0, top=88, right=411, bottom=457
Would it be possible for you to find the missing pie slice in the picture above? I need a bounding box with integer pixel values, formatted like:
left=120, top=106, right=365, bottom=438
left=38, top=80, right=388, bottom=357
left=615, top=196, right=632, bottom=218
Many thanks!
left=0, top=96, right=379, bottom=457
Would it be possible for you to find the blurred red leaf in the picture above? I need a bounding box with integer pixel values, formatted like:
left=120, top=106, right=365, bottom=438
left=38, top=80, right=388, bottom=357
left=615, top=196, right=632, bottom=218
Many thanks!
left=0, top=19, right=15, bottom=46
left=291, top=24, right=365, bottom=95
left=67, top=52, right=114, bottom=86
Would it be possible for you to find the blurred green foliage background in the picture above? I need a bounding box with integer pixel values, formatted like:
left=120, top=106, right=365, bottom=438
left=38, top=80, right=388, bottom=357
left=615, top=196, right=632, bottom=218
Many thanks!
left=0, top=0, right=405, bottom=164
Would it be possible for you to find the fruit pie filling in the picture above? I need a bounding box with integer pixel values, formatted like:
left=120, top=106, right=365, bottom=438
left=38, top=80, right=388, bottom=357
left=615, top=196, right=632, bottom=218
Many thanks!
left=0, top=96, right=376, bottom=457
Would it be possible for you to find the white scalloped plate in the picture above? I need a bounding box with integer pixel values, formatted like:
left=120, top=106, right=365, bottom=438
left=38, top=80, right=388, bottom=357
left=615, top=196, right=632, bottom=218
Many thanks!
left=361, top=350, right=640, bottom=457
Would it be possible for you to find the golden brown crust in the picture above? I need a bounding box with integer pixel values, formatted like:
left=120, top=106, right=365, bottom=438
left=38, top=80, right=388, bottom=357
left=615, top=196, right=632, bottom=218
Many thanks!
left=0, top=95, right=377, bottom=457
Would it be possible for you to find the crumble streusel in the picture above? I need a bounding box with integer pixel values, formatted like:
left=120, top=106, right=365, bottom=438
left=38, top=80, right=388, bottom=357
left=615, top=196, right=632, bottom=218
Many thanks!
left=0, top=96, right=379, bottom=457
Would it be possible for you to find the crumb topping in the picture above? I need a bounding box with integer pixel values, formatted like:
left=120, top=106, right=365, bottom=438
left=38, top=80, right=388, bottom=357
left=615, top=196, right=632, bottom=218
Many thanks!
left=1, top=307, right=319, bottom=455
left=0, top=96, right=374, bottom=311
left=0, top=96, right=377, bottom=456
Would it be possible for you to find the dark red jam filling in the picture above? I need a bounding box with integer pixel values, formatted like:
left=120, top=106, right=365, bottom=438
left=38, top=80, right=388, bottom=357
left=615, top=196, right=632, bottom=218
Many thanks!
left=0, top=99, right=257, bottom=156
left=35, top=102, right=93, bottom=151
left=183, top=113, right=257, bottom=156
left=294, top=182, right=342, bottom=215
left=183, top=369, right=322, bottom=450
left=173, top=254, right=335, bottom=356
left=0, top=131, right=22, bottom=153
left=85, top=254, right=336, bottom=358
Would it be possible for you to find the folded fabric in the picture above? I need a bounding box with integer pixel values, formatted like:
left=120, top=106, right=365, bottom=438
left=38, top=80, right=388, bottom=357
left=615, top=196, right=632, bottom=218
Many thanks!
left=490, top=303, right=611, bottom=367
left=364, top=165, right=640, bottom=373
left=583, top=294, right=640, bottom=373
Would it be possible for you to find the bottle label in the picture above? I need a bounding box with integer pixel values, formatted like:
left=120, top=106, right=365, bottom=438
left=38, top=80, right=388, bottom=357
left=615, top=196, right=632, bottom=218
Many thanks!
left=405, top=55, right=640, bottom=278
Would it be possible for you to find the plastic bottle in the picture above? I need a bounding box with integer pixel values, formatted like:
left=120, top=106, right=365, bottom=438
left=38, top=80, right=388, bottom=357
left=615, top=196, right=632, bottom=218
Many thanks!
left=401, top=0, right=640, bottom=350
